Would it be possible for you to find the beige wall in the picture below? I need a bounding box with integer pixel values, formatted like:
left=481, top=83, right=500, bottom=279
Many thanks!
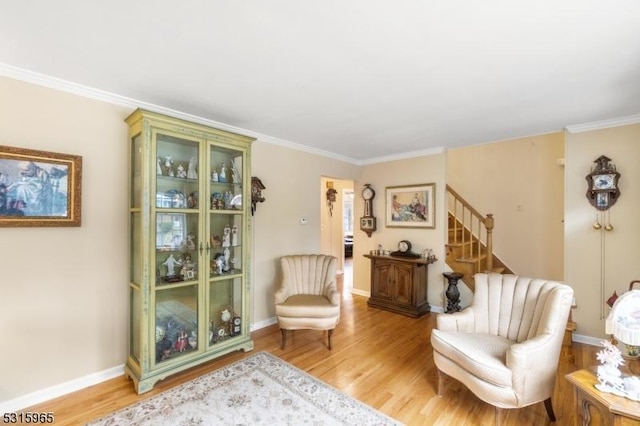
left=565, top=124, right=640, bottom=339
left=353, top=154, right=448, bottom=309
left=243, top=142, right=359, bottom=329
left=0, top=77, right=131, bottom=401
left=447, top=133, right=565, bottom=281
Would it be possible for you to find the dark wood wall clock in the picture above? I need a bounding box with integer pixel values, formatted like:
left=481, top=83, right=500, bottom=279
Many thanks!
left=360, top=184, right=377, bottom=237
left=585, top=155, right=621, bottom=211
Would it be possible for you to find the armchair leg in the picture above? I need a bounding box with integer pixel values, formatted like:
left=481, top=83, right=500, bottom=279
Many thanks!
left=328, top=329, right=334, bottom=350
left=543, top=398, right=556, bottom=422
left=436, top=368, right=445, bottom=397
left=280, top=329, right=287, bottom=349
left=495, top=407, right=503, bottom=426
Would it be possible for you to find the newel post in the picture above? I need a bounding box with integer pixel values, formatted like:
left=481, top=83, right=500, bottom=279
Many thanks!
left=485, top=213, right=494, bottom=272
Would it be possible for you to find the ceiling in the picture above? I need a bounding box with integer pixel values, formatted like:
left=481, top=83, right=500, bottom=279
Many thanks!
left=2, top=1, right=640, bottom=163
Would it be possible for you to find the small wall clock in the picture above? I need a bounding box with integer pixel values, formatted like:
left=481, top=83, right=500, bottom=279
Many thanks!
left=586, top=155, right=621, bottom=211
left=360, top=184, right=377, bottom=237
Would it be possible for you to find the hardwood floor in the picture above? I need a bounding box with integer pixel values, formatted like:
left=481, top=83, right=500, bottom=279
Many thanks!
left=25, top=270, right=600, bottom=425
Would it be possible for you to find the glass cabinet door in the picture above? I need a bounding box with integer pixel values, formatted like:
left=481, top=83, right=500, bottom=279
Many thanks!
left=207, top=144, right=246, bottom=346
left=154, top=285, right=198, bottom=365
left=152, top=133, right=201, bottom=367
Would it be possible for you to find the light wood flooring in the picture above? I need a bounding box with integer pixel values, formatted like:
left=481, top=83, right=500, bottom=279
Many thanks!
left=25, top=269, right=603, bottom=425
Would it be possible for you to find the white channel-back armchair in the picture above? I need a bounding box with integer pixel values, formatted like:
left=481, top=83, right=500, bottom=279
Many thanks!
left=430, top=273, right=573, bottom=425
left=275, top=254, right=340, bottom=349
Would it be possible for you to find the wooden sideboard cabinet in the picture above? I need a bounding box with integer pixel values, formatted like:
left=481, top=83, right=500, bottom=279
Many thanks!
left=566, top=368, right=640, bottom=426
left=364, top=254, right=436, bottom=317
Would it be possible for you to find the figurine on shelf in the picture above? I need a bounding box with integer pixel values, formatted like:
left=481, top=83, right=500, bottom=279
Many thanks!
left=176, top=164, right=187, bottom=178
left=157, top=158, right=163, bottom=175
left=186, top=233, right=196, bottom=250
left=211, top=170, right=219, bottom=182
left=231, top=225, right=238, bottom=246
left=180, top=255, right=196, bottom=279
left=230, top=159, right=241, bottom=183
left=187, top=157, right=197, bottom=179
left=211, top=234, right=222, bottom=248
left=187, top=192, right=198, bottom=208
left=162, top=254, right=182, bottom=276
left=223, top=191, right=232, bottom=209
left=219, top=163, right=227, bottom=183
left=174, top=329, right=189, bottom=352
left=163, top=156, right=174, bottom=177
left=222, top=225, right=231, bottom=247
left=188, top=331, right=197, bottom=349
left=211, top=192, right=222, bottom=209
left=214, top=253, right=224, bottom=275
left=223, top=247, right=231, bottom=272
left=156, top=336, right=172, bottom=361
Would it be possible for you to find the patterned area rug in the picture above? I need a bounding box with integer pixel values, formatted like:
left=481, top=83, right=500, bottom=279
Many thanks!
left=89, top=351, right=402, bottom=425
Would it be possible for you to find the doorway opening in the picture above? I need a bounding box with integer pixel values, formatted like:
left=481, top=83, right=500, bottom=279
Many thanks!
left=342, top=188, right=354, bottom=289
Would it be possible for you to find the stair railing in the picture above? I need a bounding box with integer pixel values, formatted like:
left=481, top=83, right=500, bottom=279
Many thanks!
left=446, top=185, right=494, bottom=272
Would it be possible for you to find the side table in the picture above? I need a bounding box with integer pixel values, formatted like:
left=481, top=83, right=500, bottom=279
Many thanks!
left=565, top=368, right=640, bottom=425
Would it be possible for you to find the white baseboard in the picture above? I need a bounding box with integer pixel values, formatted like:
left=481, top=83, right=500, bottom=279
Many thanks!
left=0, top=364, right=124, bottom=413
left=350, top=288, right=370, bottom=297
left=431, top=305, right=445, bottom=314
left=573, top=333, right=605, bottom=347
left=250, top=317, right=277, bottom=331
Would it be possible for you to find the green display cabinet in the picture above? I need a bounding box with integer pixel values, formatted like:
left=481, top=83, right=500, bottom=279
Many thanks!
left=125, top=109, right=255, bottom=393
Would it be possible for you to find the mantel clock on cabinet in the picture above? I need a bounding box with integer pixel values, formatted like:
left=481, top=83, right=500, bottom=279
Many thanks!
left=125, top=109, right=255, bottom=394
left=360, top=184, right=376, bottom=237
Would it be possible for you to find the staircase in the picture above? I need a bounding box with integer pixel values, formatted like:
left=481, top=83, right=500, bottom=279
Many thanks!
left=445, top=185, right=513, bottom=292
left=445, top=185, right=574, bottom=346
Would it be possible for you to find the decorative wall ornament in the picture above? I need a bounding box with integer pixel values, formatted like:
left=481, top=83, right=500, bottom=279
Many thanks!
left=586, top=156, right=621, bottom=318
left=251, top=176, right=266, bottom=215
left=586, top=155, right=621, bottom=212
left=326, top=184, right=338, bottom=217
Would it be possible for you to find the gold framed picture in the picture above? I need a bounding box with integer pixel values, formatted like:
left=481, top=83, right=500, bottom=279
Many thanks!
left=0, top=145, right=82, bottom=227
left=385, top=183, right=435, bottom=229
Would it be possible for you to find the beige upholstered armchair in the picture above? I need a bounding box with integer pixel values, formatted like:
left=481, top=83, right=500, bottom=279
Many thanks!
left=275, top=254, right=340, bottom=349
left=431, top=273, right=573, bottom=425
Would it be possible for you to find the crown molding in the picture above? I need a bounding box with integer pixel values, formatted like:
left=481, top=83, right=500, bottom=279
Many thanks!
left=255, top=133, right=359, bottom=165
left=359, top=146, right=445, bottom=165
left=565, top=113, right=640, bottom=133
left=0, top=63, right=363, bottom=165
